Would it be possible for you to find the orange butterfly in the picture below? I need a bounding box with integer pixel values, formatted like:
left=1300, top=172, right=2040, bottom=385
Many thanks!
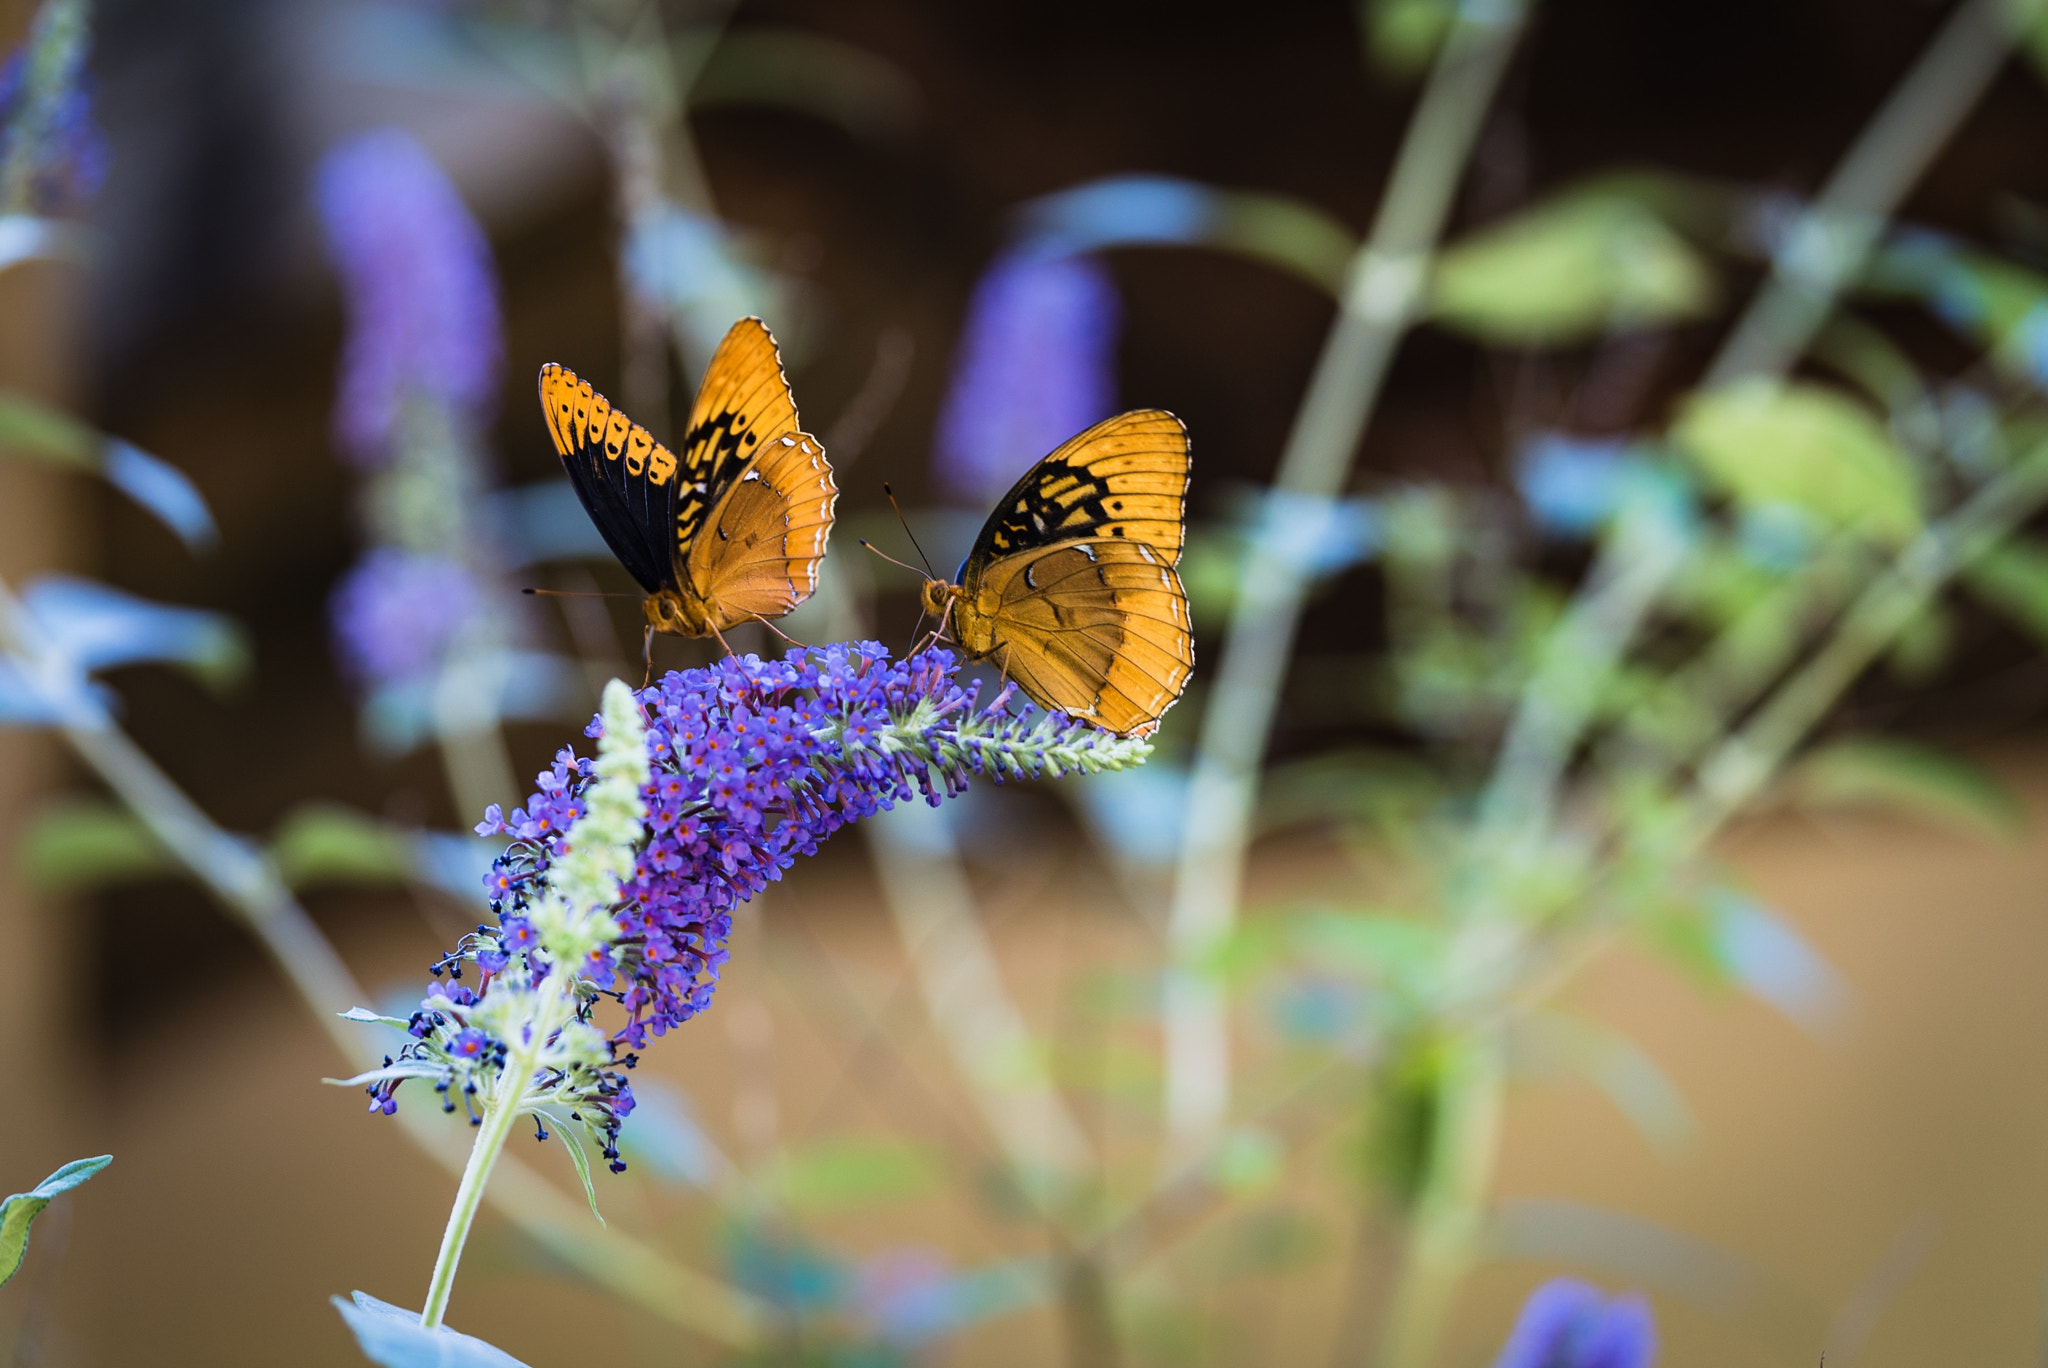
left=918, top=410, right=1193, bottom=738
left=538, top=318, right=836, bottom=660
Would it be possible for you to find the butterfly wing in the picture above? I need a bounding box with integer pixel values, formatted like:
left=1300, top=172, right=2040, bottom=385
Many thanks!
left=538, top=362, right=681, bottom=594
left=958, top=409, right=1190, bottom=585
left=679, top=320, right=837, bottom=626
left=954, top=409, right=1193, bottom=738
left=686, top=429, right=838, bottom=628
left=968, top=539, right=1193, bottom=738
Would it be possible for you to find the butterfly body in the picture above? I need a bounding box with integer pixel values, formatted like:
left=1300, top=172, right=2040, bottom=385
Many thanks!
left=539, top=317, right=835, bottom=644
left=922, top=410, right=1193, bottom=739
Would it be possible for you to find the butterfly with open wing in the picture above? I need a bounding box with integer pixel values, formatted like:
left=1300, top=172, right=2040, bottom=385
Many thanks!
left=538, top=317, right=836, bottom=665
left=916, top=409, right=1194, bottom=739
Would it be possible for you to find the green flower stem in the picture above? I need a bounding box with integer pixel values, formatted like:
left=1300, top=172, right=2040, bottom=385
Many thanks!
left=1161, top=0, right=1535, bottom=1161
left=0, top=574, right=769, bottom=1348
left=419, top=973, right=565, bottom=1330
left=1372, top=1032, right=1505, bottom=1368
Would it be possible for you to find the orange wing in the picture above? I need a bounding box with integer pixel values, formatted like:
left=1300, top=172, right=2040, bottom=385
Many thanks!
left=669, top=318, right=807, bottom=573
left=961, top=538, right=1193, bottom=739
left=686, top=428, right=838, bottom=630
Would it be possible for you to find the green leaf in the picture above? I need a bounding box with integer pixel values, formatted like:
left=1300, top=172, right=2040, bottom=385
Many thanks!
left=1789, top=738, right=2025, bottom=844
left=546, top=1116, right=604, bottom=1226
left=689, top=29, right=920, bottom=140
left=1429, top=189, right=1716, bottom=344
left=1290, top=909, right=1444, bottom=990
left=0, top=390, right=94, bottom=465
left=1672, top=379, right=1923, bottom=544
left=18, top=799, right=172, bottom=893
left=1964, top=536, right=2048, bottom=643
left=1, top=1155, right=110, bottom=1288
left=1363, top=0, right=1456, bottom=77
left=0, top=393, right=215, bottom=549
left=269, top=803, right=415, bottom=889
left=1518, top=1014, right=1692, bottom=1149
left=774, top=1138, right=936, bottom=1213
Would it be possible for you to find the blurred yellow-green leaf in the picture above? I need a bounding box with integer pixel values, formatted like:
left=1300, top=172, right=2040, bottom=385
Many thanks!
left=19, top=799, right=173, bottom=893
left=772, top=1137, right=938, bottom=1214
left=1672, top=380, right=1923, bottom=543
left=1964, top=536, right=2048, bottom=643
left=1788, top=738, right=2025, bottom=844
left=1429, top=190, right=1716, bottom=345
left=269, top=803, right=416, bottom=889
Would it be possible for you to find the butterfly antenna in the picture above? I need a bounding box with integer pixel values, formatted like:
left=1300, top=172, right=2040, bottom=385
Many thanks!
left=857, top=538, right=929, bottom=578
left=523, top=587, right=643, bottom=600
left=881, top=483, right=937, bottom=578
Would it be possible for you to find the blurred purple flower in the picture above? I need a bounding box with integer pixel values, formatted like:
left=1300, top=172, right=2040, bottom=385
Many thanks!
left=0, top=0, right=107, bottom=215
left=478, top=641, right=1147, bottom=1048
left=933, top=251, right=1120, bottom=503
left=328, top=548, right=478, bottom=686
left=315, top=127, right=502, bottom=469
left=1493, top=1278, right=1656, bottom=1368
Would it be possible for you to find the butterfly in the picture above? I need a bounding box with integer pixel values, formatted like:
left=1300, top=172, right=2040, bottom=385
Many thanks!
left=917, top=410, right=1193, bottom=739
left=538, top=317, right=836, bottom=659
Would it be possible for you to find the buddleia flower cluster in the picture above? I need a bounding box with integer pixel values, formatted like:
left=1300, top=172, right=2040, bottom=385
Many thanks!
left=482, top=641, right=1154, bottom=1048
left=345, top=642, right=1152, bottom=1177
left=339, top=680, right=651, bottom=1180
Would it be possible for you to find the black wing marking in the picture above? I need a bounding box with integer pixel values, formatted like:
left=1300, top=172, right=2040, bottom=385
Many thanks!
left=539, top=363, right=679, bottom=595
left=960, top=409, right=1190, bottom=594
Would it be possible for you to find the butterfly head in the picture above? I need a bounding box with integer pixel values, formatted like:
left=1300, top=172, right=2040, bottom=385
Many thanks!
left=917, top=577, right=956, bottom=620
left=643, top=588, right=710, bottom=638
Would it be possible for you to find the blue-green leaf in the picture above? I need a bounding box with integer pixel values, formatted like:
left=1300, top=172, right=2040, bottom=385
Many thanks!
left=690, top=29, right=920, bottom=140
left=1789, top=738, right=2025, bottom=844
left=1673, top=379, right=1923, bottom=544
left=0, top=1155, right=110, bottom=1288
left=0, top=393, right=214, bottom=549
left=333, top=1292, right=531, bottom=1368
left=19, top=575, right=246, bottom=687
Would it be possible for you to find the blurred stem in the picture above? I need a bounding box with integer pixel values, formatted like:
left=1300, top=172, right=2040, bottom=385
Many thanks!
left=1372, top=1032, right=1504, bottom=1368
left=1369, top=4, right=2040, bottom=1365
left=0, top=576, right=768, bottom=1349
left=419, top=972, right=565, bottom=1330
left=1688, top=442, right=2048, bottom=837
left=1705, top=0, right=2045, bottom=388
left=1161, top=0, right=1534, bottom=1163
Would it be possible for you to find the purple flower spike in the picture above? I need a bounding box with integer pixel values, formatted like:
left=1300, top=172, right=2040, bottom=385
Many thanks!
left=1493, top=1279, right=1657, bottom=1368
left=933, top=251, right=1120, bottom=504
left=315, top=128, right=502, bottom=469
left=327, top=548, right=479, bottom=687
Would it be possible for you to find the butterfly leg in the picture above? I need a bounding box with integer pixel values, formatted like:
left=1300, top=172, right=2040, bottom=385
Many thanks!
left=750, top=614, right=809, bottom=651
left=707, top=620, right=740, bottom=660
left=641, top=626, right=655, bottom=688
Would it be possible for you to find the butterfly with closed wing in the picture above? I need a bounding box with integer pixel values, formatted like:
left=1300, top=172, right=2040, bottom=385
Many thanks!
left=914, top=410, right=1194, bottom=739
left=538, top=317, right=836, bottom=670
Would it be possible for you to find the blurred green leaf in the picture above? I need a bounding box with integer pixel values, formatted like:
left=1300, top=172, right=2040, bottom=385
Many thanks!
left=1259, top=748, right=1446, bottom=837
left=1211, top=1128, right=1285, bottom=1195
left=1362, top=0, right=1455, bottom=77
left=269, top=803, right=415, bottom=889
left=0, top=394, right=215, bottom=548
left=1788, top=738, right=2025, bottom=843
left=1, top=1155, right=109, bottom=1289
left=1884, top=600, right=1952, bottom=684
left=19, top=799, right=171, bottom=893
left=1291, top=909, right=1443, bottom=989
left=1212, top=191, right=1358, bottom=292
left=1517, top=1013, right=1692, bottom=1149
left=690, top=29, right=919, bottom=140
left=1429, top=189, right=1716, bottom=344
left=1965, top=536, right=2048, bottom=643
left=775, top=1138, right=937, bottom=1213
left=1672, top=380, right=1923, bottom=544
left=1215, top=1204, right=1328, bottom=1277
